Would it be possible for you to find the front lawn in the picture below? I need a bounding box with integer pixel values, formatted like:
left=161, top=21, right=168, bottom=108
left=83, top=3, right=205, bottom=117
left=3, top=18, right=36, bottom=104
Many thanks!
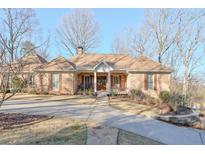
left=0, top=113, right=87, bottom=145
left=109, top=98, right=160, bottom=118
left=10, top=93, right=96, bottom=105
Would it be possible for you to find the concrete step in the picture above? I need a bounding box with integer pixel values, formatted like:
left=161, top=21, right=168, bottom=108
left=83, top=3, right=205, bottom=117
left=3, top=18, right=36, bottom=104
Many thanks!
left=97, top=91, right=109, bottom=98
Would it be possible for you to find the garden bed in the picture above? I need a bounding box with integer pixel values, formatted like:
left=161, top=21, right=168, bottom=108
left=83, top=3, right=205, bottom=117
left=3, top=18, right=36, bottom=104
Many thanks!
left=156, top=107, right=205, bottom=131
left=0, top=112, right=50, bottom=130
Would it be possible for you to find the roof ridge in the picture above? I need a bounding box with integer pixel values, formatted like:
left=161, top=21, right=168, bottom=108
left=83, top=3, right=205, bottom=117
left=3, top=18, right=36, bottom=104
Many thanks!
left=72, top=53, right=131, bottom=56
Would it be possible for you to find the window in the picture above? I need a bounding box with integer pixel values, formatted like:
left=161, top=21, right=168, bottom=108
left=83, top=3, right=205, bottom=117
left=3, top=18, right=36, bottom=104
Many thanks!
left=113, top=75, right=120, bottom=89
left=51, top=73, right=59, bottom=91
left=147, top=73, right=153, bottom=90
left=29, top=74, right=35, bottom=88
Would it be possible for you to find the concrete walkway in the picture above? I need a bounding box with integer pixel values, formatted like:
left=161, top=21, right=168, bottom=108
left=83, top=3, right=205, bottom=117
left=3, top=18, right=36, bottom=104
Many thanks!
left=1, top=96, right=205, bottom=145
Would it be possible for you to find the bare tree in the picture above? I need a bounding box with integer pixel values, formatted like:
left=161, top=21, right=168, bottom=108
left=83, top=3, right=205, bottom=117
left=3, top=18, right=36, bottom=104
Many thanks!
left=145, top=9, right=181, bottom=63
left=37, top=36, right=50, bottom=60
left=57, top=9, right=100, bottom=56
left=0, top=49, right=27, bottom=108
left=112, top=35, right=122, bottom=54
left=131, top=25, right=154, bottom=57
left=21, top=41, right=37, bottom=55
left=0, top=8, right=37, bottom=107
left=175, top=9, right=205, bottom=105
left=112, top=25, right=156, bottom=59
left=0, top=9, right=37, bottom=62
left=21, top=37, right=50, bottom=60
left=112, top=28, right=134, bottom=55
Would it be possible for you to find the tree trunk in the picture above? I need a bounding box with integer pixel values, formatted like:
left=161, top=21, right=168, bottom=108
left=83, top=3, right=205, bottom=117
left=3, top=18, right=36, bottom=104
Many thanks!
left=183, top=72, right=189, bottom=106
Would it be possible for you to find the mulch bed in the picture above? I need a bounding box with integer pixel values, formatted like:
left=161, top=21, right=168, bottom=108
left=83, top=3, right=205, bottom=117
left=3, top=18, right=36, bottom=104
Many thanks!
left=0, top=112, right=49, bottom=130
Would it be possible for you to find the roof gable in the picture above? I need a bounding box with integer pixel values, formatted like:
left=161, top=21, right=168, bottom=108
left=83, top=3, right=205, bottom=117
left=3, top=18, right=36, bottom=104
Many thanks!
left=93, top=61, right=114, bottom=72
left=20, top=53, right=47, bottom=72
left=40, top=56, right=76, bottom=72
left=129, top=56, right=172, bottom=72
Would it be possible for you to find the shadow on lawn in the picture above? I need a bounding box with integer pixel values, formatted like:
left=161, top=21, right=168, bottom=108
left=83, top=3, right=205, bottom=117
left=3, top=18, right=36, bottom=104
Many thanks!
left=5, top=96, right=96, bottom=107
left=23, top=125, right=87, bottom=145
left=0, top=118, right=87, bottom=145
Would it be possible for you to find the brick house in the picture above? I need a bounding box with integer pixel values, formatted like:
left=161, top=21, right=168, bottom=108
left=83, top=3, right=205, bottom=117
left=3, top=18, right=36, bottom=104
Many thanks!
left=4, top=47, right=171, bottom=97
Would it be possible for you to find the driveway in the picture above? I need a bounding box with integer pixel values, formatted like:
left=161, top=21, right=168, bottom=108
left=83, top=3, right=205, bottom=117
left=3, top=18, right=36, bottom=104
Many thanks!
left=1, top=96, right=205, bottom=145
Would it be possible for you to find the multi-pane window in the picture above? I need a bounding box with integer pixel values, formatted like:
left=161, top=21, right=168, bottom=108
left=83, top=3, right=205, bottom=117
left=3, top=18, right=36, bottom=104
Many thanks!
left=51, top=73, right=59, bottom=91
left=147, top=73, right=153, bottom=90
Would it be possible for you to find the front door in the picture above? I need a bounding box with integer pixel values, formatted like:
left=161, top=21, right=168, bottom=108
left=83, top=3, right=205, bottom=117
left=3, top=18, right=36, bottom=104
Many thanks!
left=97, top=76, right=107, bottom=91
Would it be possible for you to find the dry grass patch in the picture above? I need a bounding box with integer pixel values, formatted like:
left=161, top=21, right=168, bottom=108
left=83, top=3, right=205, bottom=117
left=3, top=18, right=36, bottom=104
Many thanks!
left=109, top=99, right=160, bottom=118
left=10, top=93, right=96, bottom=105
left=0, top=117, right=87, bottom=145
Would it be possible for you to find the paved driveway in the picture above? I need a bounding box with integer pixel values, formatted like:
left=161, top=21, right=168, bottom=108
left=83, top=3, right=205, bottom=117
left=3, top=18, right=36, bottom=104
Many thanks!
left=1, top=97, right=205, bottom=145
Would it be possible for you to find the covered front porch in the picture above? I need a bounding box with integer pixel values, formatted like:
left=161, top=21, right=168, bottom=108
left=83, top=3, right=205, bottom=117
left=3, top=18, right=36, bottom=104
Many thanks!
left=77, top=71, right=127, bottom=93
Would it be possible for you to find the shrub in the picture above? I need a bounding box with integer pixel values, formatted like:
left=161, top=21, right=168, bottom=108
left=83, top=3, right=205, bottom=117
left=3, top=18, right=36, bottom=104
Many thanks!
left=159, top=91, right=171, bottom=103
left=144, top=94, right=160, bottom=105
left=40, top=91, right=49, bottom=95
left=21, top=88, right=28, bottom=93
left=159, top=92, right=186, bottom=111
left=129, top=89, right=145, bottom=100
left=170, top=93, right=185, bottom=106
left=77, top=88, right=94, bottom=95
left=88, top=88, right=94, bottom=95
left=12, top=77, right=22, bottom=90
left=110, top=90, right=116, bottom=97
left=84, top=89, right=89, bottom=95
left=77, top=89, right=83, bottom=95
left=6, top=89, right=10, bottom=93
left=29, top=89, right=36, bottom=94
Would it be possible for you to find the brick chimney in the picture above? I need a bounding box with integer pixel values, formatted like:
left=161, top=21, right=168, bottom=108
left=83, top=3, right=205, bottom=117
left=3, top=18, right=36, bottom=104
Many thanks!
left=76, top=46, right=84, bottom=55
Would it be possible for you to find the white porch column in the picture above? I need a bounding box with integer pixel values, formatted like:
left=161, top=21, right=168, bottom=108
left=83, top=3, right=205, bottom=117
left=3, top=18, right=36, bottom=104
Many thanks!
left=107, top=71, right=111, bottom=92
left=94, top=71, right=97, bottom=93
